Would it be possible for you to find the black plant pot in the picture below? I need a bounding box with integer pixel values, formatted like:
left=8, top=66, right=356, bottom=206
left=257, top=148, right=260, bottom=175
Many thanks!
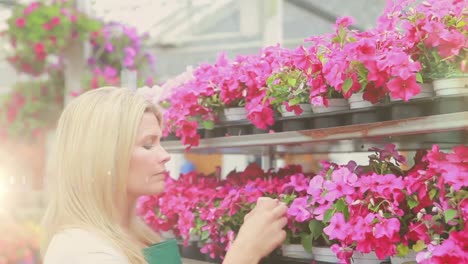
left=178, top=242, right=205, bottom=261
left=433, top=96, right=468, bottom=115
left=162, top=133, right=178, bottom=141
left=282, top=119, right=310, bottom=131
left=262, top=255, right=335, bottom=264
left=313, top=116, right=344, bottom=129
left=351, top=110, right=381, bottom=124
left=390, top=103, right=428, bottom=120
left=203, top=254, right=223, bottom=263
left=204, top=127, right=226, bottom=138
left=226, top=125, right=252, bottom=136
left=252, top=127, right=269, bottom=134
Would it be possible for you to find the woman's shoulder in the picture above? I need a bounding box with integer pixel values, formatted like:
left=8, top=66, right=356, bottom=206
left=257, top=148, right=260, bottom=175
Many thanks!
left=43, top=228, right=130, bottom=264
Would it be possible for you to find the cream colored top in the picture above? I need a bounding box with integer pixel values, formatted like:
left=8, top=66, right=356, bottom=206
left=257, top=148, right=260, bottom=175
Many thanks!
left=43, top=228, right=130, bottom=264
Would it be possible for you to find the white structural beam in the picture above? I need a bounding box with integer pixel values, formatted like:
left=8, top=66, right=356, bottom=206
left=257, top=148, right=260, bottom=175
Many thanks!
left=262, top=0, right=283, bottom=46
left=63, top=0, right=90, bottom=104
left=239, top=0, right=260, bottom=37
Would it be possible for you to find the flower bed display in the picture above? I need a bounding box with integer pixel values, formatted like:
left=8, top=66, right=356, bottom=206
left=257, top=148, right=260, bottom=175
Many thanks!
left=137, top=144, right=468, bottom=263
left=0, top=214, right=42, bottom=264
left=158, top=0, right=467, bottom=148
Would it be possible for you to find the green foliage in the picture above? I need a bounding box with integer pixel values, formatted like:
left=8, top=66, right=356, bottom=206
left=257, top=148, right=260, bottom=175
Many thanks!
left=266, top=68, right=310, bottom=111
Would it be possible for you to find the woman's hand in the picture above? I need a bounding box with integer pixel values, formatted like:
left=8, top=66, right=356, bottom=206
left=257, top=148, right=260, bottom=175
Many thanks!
left=223, top=197, right=288, bottom=264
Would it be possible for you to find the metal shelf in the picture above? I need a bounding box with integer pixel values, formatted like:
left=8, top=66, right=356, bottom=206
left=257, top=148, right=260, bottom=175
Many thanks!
left=162, top=112, right=468, bottom=154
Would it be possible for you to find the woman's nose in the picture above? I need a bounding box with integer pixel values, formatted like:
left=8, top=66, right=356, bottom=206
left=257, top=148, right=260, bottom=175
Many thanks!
left=160, top=146, right=171, bottom=163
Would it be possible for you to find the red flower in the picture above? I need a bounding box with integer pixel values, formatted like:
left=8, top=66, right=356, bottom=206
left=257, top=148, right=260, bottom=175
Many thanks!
left=34, top=42, right=45, bottom=54
left=386, top=75, right=421, bottom=102
left=35, top=52, right=46, bottom=61
left=50, top=16, right=61, bottom=26
left=7, top=55, right=19, bottom=63
left=23, top=2, right=40, bottom=15
left=90, top=31, right=100, bottom=39
left=43, top=23, right=53, bottom=31
left=15, top=17, right=26, bottom=28
left=69, top=14, right=77, bottom=22
left=48, top=36, right=57, bottom=46
left=6, top=107, right=18, bottom=123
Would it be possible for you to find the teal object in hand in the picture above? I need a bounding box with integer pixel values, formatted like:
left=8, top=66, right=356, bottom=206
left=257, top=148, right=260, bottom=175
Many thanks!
left=143, top=239, right=182, bottom=264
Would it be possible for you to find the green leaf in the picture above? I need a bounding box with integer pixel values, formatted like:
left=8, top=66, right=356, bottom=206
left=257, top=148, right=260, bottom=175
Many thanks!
left=201, top=230, right=210, bottom=241
left=412, top=240, right=427, bottom=252
left=396, top=243, right=410, bottom=257
left=300, top=234, right=313, bottom=253
left=335, top=199, right=346, bottom=212
left=287, top=78, right=297, bottom=87
left=289, top=96, right=302, bottom=106
left=266, top=74, right=276, bottom=86
left=445, top=209, right=457, bottom=223
left=429, top=189, right=437, bottom=200
left=407, top=195, right=419, bottom=209
left=342, top=78, right=353, bottom=93
left=202, top=120, right=214, bottom=130
left=308, top=220, right=324, bottom=240
left=323, top=209, right=334, bottom=223
left=416, top=73, right=423, bottom=84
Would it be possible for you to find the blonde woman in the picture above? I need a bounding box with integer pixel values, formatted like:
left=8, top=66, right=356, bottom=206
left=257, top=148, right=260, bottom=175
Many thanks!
left=41, top=87, right=287, bottom=264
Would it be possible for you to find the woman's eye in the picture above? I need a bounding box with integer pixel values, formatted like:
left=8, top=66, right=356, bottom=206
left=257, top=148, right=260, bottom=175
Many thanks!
left=143, top=144, right=153, bottom=150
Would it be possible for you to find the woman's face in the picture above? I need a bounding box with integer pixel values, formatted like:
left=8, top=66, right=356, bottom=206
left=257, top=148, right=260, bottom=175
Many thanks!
left=127, top=112, right=171, bottom=198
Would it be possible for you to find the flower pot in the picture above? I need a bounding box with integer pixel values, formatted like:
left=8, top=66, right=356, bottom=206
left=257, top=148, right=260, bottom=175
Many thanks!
left=178, top=242, right=205, bottom=261
left=282, top=119, right=310, bottom=131
left=313, top=116, right=345, bottom=129
left=348, top=92, right=375, bottom=109
left=351, top=111, right=381, bottom=125
left=160, top=230, right=175, bottom=239
left=312, top=99, right=349, bottom=113
left=390, top=83, right=434, bottom=102
left=390, top=250, right=417, bottom=264
left=280, top=104, right=312, bottom=117
left=221, top=107, right=248, bottom=121
left=204, top=127, right=226, bottom=138
left=281, top=244, right=313, bottom=260
left=433, top=96, right=468, bottom=115
left=390, top=103, right=428, bottom=120
left=433, top=77, right=468, bottom=96
left=226, top=125, right=251, bottom=136
left=311, top=246, right=339, bottom=263
left=351, top=251, right=389, bottom=264
left=162, top=133, right=178, bottom=141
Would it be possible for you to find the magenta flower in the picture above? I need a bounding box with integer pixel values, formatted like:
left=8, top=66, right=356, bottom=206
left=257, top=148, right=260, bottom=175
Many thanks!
left=324, top=213, right=349, bottom=240
left=374, top=217, right=400, bottom=239
left=386, top=75, right=421, bottom=101
left=306, top=175, right=324, bottom=198
left=104, top=42, right=113, bottom=52
left=287, top=197, right=311, bottom=222
left=324, top=167, right=357, bottom=202
left=283, top=173, right=309, bottom=192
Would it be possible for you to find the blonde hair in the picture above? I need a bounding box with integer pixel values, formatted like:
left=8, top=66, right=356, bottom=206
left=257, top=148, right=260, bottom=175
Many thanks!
left=41, top=87, right=161, bottom=264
